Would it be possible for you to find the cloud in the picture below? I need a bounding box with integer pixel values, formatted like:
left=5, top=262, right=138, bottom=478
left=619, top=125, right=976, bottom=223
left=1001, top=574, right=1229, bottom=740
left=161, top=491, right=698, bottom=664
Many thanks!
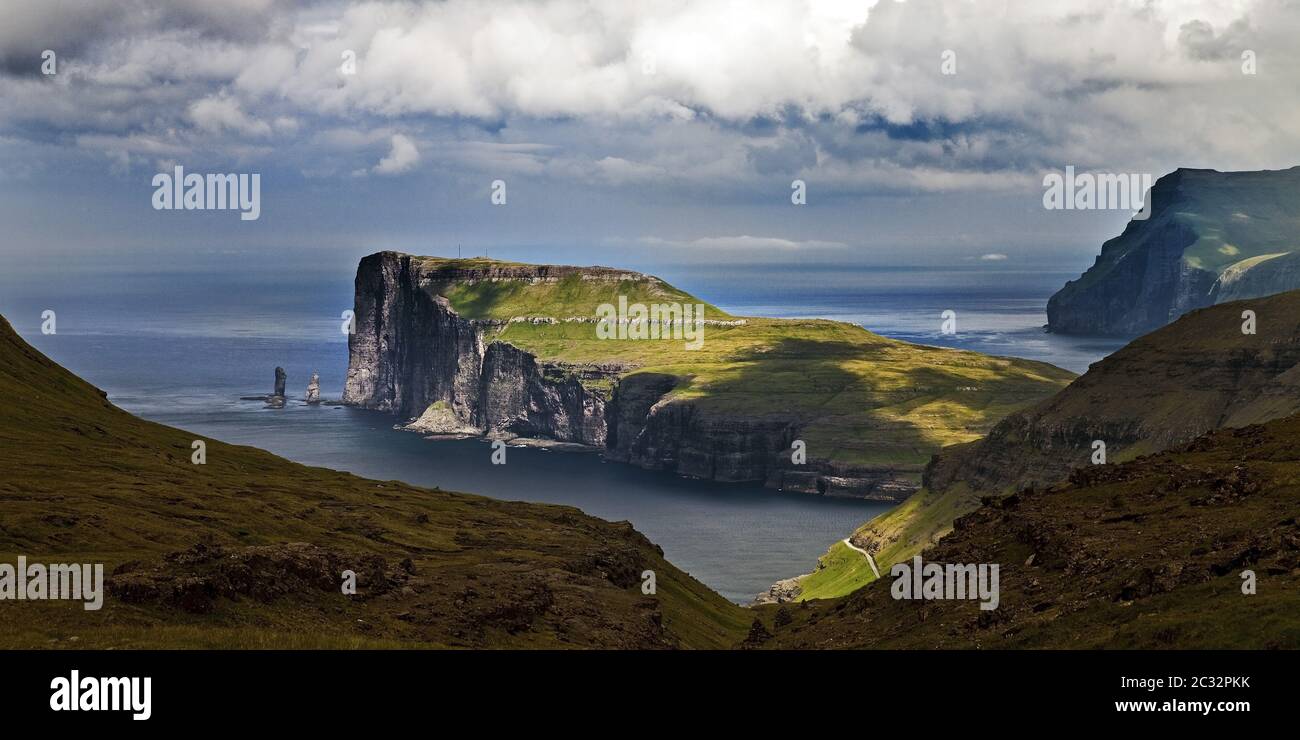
left=372, top=133, right=420, bottom=175
left=2, top=0, right=1299, bottom=257
left=4, top=0, right=1292, bottom=194
left=980, top=253, right=1009, bottom=261
left=188, top=95, right=271, bottom=137
left=1179, top=18, right=1256, bottom=60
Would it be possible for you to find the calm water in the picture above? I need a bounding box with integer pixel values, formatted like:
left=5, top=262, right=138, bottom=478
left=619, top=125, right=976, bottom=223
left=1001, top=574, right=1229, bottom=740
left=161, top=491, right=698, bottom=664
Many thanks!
left=0, top=262, right=1123, bottom=602
left=668, top=264, right=1128, bottom=374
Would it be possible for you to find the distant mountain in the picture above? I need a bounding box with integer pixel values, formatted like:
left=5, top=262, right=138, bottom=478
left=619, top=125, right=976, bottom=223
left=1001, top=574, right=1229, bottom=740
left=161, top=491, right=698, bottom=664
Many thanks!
left=343, top=251, right=1071, bottom=499
left=1048, top=167, right=1300, bottom=336
left=0, top=315, right=749, bottom=649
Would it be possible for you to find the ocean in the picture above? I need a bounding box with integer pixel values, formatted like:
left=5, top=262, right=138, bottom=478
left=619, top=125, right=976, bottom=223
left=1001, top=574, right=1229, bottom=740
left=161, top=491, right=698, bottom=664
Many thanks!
left=0, top=259, right=1125, bottom=602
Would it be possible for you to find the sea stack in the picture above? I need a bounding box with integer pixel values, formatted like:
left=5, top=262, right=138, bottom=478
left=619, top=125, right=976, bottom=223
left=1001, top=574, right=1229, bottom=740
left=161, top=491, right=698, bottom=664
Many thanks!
left=267, top=367, right=287, bottom=408
left=306, top=372, right=321, bottom=404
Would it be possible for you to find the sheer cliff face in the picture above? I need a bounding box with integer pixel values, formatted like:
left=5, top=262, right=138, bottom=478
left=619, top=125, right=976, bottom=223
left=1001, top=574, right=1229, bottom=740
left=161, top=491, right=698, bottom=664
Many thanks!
left=1047, top=167, right=1300, bottom=337
left=604, top=372, right=796, bottom=483
left=931, top=290, right=1300, bottom=495
left=342, top=252, right=483, bottom=419
left=343, top=252, right=610, bottom=445
left=341, top=252, right=933, bottom=499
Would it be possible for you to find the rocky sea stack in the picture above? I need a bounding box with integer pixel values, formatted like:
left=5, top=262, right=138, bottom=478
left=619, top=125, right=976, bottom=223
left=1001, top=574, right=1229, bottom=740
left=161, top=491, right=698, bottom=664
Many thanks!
left=306, top=372, right=320, bottom=404
left=266, top=367, right=287, bottom=408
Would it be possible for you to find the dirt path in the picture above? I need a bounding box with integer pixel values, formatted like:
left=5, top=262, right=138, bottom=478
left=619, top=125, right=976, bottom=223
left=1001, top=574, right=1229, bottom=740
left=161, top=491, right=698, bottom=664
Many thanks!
left=842, top=538, right=880, bottom=579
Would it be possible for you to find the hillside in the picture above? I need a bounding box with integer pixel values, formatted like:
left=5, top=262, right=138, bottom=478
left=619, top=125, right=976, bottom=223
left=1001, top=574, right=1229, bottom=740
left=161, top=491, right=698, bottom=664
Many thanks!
left=757, top=415, right=1300, bottom=649
left=344, top=251, right=1073, bottom=499
left=0, top=315, right=750, bottom=649
left=792, top=290, right=1300, bottom=601
left=1048, top=166, right=1300, bottom=336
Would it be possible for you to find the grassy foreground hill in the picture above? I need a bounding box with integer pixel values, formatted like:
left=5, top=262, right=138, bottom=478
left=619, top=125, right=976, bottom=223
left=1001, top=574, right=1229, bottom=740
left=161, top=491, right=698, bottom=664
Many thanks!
left=757, top=416, right=1300, bottom=649
left=793, top=289, right=1300, bottom=601
left=0, top=315, right=749, bottom=649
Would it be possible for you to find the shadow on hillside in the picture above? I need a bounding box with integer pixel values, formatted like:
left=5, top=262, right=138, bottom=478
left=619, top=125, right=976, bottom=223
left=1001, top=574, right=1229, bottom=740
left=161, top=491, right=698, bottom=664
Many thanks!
left=692, top=337, right=1032, bottom=457
left=427, top=281, right=521, bottom=318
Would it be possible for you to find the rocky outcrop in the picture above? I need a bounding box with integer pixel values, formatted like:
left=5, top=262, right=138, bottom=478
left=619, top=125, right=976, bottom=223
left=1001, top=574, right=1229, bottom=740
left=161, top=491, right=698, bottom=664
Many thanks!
left=108, top=542, right=410, bottom=614
left=475, top=340, right=614, bottom=444
left=1048, top=166, right=1300, bottom=336
left=751, top=577, right=802, bottom=605
left=266, top=366, right=287, bottom=408
left=306, top=372, right=320, bottom=404
left=342, top=251, right=912, bottom=498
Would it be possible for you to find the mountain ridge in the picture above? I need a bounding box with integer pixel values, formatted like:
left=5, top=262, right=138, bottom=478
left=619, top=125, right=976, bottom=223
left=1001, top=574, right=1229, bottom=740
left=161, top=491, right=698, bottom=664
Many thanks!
left=1047, top=166, right=1300, bottom=336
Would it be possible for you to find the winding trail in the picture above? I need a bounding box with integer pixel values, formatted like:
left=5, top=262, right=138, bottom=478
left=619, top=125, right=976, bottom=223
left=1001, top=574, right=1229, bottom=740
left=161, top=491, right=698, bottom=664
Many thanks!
left=842, top=538, right=880, bottom=579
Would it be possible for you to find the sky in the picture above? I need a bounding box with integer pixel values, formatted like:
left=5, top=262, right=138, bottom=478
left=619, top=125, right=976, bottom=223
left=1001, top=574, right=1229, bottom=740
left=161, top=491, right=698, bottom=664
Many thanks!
left=1, top=0, right=1297, bottom=274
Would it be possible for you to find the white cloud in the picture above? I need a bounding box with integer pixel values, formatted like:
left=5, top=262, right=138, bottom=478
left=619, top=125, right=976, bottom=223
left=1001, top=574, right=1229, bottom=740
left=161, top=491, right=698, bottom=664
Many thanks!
left=188, top=95, right=272, bottom=137
left=980, top=253, right=1009, bottom=261
left=372, top=133, right=420, bottom=175
left=3, top=0, right=1299, bottom=206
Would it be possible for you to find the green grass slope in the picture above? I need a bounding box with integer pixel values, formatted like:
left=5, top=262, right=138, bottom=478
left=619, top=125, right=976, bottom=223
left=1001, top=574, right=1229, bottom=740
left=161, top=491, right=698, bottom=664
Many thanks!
left=791, top=540, right=877, bottom=601
left=795, top=480, right=979, bottom=601
left=758, top=415, right=1300, bottom=649
left=417, top=257, right=731, bottom=321
left=0, top=315, right=749, bottom=649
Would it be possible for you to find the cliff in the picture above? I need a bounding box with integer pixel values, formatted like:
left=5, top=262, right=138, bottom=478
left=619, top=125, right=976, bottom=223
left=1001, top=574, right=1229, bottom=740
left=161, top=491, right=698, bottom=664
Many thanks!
left=343, top=260, right=609, bottom=444
left=343, top=251, right=1074, bottom=499
left=1047, top=166, right=1300, bottom=336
